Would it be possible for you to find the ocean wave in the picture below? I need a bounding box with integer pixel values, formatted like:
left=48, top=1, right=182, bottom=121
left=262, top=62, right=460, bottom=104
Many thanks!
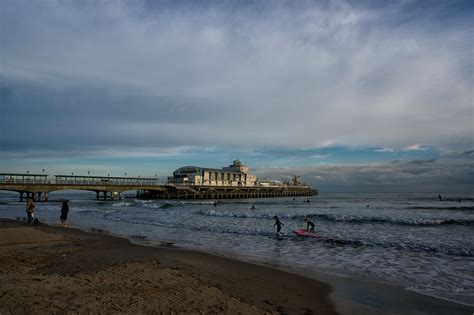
left=111, top=201, right=135, bottom=207
left=139, top=203, right=172, bottom=209
left=72, top=208, right=118, bottom=215
left=98, top=214, right=474, bottom=257
left=408, top=206, right=474, bottom=211
left=195, top=210, right=474, bottom=226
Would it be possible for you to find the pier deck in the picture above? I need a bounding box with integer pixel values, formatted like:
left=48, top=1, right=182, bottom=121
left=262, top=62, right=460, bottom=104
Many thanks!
left=0, top=173, right=317, bottom=201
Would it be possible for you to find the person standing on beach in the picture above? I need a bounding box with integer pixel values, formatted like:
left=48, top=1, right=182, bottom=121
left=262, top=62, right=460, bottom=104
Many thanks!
left=273, top=215, right=284, bottom=235
left=60, top=200, right=69, bottom=227
left=26, top=197, right=35, bottom=224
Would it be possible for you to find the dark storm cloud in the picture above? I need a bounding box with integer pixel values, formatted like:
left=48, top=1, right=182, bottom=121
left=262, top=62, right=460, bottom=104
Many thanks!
left=1, top=0, right=472, bottom=158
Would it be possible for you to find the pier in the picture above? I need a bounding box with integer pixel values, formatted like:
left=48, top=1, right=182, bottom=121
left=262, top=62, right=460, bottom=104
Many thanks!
left=0, top=173, right=317, bottom=201
left=138, top=185, right=316, bottom=199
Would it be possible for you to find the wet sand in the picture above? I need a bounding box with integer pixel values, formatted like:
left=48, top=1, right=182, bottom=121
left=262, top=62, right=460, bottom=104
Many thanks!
left=0, top=219, right=335, bottom=314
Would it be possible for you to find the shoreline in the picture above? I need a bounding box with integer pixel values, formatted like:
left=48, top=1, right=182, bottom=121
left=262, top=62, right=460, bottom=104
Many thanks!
left=1, top=218, right=473, bottom=314
left=0, top=218, right=335, bottom=314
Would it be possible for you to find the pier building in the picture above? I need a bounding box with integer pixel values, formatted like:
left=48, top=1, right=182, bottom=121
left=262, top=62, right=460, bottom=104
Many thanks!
left=167, top=160, right=257, bottom=187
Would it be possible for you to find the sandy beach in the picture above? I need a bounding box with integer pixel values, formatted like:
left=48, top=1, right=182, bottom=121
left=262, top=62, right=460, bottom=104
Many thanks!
left=0, top=219, right=335, bottom=314
left=1, top=217, right=473, bottom=315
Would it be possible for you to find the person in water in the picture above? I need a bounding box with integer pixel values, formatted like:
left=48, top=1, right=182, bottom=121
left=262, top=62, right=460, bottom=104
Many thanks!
left=60, top=200, right=69, bottom=227
left=251, top=205, right=256, bottom=210
left=273, top=215, right=284, bottom=234
left=304, top=218, right=315, bottom=231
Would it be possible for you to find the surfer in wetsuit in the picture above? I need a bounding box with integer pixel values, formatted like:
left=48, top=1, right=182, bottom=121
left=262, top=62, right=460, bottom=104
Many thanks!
left=304, top=218, right=315, bottom=231
left=273, top=215, right=284, bottom=235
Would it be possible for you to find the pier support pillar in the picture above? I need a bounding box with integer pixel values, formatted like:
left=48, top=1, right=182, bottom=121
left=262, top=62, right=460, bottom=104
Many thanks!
left=19, top=192, right=24, bottom=202
left=103, top=191, right=107, bottom=201
left=96, top=192, right=100, bottom=200
left=44, top=192, right=49, bottom=201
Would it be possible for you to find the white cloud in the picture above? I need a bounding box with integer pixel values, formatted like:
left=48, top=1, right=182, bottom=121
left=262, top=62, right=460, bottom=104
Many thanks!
left=404, top=145, right=429, bottom=151
left=374, top=147, right=395, bottom=153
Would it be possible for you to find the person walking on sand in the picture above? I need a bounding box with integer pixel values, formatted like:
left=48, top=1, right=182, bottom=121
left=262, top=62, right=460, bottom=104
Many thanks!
left=26, top=197, right=35, bottom=224
left=273, top=215, right=284, bottom=235
left=60, top=200, right=69, bottom=227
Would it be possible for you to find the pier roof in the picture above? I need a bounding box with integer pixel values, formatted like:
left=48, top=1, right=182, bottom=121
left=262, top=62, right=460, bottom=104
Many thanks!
left=175, top=166, right=244, bottom=174
left=0, top=173, right=48, bottom=177
left=54, top=174, right=157, bottom=181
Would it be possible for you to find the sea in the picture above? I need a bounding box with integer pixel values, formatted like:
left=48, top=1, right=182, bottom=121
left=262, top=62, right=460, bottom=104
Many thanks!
left=0, top=191, right=473, bottom=306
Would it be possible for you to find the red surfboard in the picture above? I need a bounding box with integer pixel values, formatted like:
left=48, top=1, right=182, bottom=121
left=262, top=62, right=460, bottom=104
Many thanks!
left=293, top=229, right=326, bottom=239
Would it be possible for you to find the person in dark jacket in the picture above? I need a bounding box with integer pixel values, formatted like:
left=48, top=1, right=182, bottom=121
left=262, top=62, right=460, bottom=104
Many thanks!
left=304, top=218, right=315, bottom=231
left=273, top=215, right=284, bottom=235
left=60, top=200, right=69, bottom=227
left=26, top=197, right=35, bottom=224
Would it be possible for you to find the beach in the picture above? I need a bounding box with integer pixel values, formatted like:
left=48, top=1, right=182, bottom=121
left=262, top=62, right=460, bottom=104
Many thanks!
left=0, top=219, right=335, bottom=314
left=1, top=218, right=473, bottom=315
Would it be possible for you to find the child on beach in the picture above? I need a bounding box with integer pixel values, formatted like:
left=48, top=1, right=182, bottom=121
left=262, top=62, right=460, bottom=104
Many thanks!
left=273, top=215, right=284, bottom=235
left=60, top=200, right=69, bottom=227
left=304, top=218, right=315, bottom=231
left=26, top=197, right=35, bottom=224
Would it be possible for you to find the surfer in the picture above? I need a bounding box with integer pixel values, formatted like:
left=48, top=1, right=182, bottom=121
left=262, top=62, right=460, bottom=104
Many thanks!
left=304, top=218, right=315, bottom=231
left=438, top=194, right=442, bottom=201
left=251, top=205, right=256, bottom=210
left=273, top=215, right=284, bottom=235
left=213, top=201, right=217, bottom=207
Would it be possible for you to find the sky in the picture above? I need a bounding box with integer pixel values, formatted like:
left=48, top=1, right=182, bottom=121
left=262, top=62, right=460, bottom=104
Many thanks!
left=0, top=0, right=473, bottom=192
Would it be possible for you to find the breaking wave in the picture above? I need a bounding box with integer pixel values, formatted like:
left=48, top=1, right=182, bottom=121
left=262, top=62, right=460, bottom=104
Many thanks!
left=408, top=206, right=474, bottom=211
left=195, top=210, right=474, bottom=226
left=100, top=214, right=473, bottom=257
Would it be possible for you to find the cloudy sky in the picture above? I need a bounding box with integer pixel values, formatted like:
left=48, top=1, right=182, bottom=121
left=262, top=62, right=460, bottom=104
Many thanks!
left=0, top=0, right=473, bottom=192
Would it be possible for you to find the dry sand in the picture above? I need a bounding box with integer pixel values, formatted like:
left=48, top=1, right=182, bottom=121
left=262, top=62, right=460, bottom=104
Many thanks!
left=0, top=219, right=335, bottom=314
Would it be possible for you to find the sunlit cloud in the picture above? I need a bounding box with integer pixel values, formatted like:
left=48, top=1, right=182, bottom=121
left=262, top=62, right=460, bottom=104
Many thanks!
left=374, top=147, right=395, bottom=153
left=404, top=145, right=429, bottom=151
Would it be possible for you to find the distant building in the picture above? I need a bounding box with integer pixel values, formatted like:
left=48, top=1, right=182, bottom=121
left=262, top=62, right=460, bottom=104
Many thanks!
left=256, top=179, right=284, bottom=187
left=292, top=176, right=301, bottom=186
left=168, top=160, right=257, bottom=187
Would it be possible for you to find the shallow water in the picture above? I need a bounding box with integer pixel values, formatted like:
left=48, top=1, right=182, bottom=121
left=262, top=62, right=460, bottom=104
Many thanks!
left=1, top=192, right=473, bottom=306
